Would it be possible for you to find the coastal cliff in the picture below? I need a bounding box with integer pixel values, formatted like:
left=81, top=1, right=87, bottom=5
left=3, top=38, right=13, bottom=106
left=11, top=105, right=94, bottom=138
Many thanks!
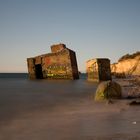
left=111, top=52, right=140, bottom=76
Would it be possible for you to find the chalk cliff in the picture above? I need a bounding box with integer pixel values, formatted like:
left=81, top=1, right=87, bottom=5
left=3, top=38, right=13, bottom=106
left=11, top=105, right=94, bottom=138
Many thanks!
left=111, top=52, right=140, bottom=76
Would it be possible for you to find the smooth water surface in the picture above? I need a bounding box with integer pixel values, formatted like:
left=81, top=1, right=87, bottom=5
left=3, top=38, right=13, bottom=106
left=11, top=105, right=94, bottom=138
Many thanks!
left=0, top=74, right=140, bottom=140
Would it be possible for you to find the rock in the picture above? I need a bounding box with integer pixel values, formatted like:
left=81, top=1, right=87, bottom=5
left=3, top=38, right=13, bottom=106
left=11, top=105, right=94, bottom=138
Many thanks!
left=128, top=100, right=140, bottom=105
left=94, top=81, right=122, bottom=101
left=123, top=87, right=140, bottom=98
left=115, top=76, right=140, bottom=98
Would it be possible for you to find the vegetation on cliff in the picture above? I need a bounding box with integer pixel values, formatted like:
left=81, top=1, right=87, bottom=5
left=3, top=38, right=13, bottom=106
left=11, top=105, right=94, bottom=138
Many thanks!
left=118, top=51, right=140, bottom=62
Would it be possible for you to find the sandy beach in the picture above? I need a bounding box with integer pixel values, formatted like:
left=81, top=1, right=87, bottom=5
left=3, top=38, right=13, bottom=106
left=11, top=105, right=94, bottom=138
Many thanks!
left=0, top=75, right=140, bottom=140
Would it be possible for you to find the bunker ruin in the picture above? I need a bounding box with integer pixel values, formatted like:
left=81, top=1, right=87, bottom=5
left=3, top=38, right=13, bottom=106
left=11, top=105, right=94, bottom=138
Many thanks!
left=86, top=58, right=112, bottom=81
left=27, top=44, right=79, bottom=80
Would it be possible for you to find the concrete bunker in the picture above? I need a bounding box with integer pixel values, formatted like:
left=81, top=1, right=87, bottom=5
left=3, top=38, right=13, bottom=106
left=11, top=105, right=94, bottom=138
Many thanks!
left=27, top=44, right=79, bottom=80
left=86, top=58, right=112, bottom=81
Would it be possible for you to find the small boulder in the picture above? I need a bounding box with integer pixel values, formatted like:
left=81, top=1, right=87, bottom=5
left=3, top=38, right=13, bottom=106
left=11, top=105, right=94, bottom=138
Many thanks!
left=95, top=81, right=122, bottom=101
left=128, top=100, right=140, bottom=106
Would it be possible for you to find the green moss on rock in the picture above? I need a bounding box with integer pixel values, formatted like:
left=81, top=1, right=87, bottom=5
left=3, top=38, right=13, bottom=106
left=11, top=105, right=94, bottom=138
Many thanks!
left=95, top=81, right=122, bottom=101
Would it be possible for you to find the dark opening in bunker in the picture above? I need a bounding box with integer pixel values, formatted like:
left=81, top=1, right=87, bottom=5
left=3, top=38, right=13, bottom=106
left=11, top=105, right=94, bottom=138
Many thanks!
left=35, top=64, right=43, bottom=79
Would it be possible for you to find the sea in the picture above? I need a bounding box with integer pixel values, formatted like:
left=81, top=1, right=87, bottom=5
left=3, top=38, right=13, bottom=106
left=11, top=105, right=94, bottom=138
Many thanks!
left=0, top=73, right=140, bottom=140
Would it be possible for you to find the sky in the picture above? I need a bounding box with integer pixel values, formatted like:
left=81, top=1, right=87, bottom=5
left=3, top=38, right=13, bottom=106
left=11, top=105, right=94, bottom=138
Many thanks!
left=0, top=0, right=140, bottom=73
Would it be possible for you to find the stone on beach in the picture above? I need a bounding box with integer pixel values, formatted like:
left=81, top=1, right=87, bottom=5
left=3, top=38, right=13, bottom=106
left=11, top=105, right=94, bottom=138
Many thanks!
left=115, top=77, right=140, bottom=98
left=128, top=100, right=140, bottom=106
left=94, top=81, right=122, bottom=101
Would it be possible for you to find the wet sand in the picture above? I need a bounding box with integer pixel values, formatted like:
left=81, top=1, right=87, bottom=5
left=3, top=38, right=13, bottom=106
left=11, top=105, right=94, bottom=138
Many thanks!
left=0, top=77, right=140, bottom=140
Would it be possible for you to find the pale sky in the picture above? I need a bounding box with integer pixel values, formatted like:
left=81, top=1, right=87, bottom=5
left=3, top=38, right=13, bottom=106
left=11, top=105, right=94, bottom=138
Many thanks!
left=0, top=0, right=140, bottom=72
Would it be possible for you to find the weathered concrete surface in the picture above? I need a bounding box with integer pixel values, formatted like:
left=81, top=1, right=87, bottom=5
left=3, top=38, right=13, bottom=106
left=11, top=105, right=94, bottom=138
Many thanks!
left=27, top=44, right=79, bottom=80
left=51, top=44, right=66, bottom=53
left=86, top=58, right=112, bottom=81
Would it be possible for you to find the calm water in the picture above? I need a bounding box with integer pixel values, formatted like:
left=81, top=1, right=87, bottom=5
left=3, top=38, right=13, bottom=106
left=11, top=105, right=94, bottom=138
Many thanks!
left=0, top=73, right=140, bottom=140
